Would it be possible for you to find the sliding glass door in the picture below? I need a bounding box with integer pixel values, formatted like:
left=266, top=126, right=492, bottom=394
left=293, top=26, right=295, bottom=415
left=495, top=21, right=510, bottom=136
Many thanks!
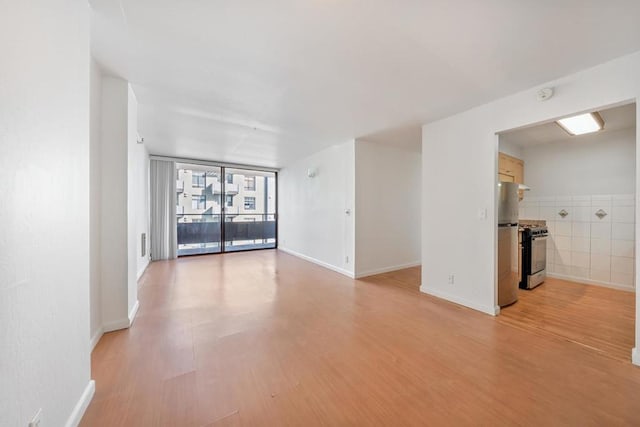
left=176, top=165, right=223, bottom=256
left=223, top=168, right=277, bottom=252
left=176, top=163, right=277, bottom=256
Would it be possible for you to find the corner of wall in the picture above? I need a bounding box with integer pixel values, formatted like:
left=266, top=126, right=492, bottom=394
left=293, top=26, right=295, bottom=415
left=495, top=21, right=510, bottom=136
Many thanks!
left=128, top=300, right=140, bottom=326
left=278, top=140, right=356, bottom=276
left=419, top=285, right=498, bottom=316
left=89, top=328, right=104, bottom=352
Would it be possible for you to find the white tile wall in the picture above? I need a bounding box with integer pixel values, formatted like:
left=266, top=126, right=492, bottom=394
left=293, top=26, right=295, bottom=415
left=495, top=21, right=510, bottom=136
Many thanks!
left=521, top=194, right=635, bottom=289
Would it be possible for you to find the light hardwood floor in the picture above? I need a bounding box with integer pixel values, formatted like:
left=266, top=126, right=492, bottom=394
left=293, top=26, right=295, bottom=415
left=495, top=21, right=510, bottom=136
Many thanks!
left=81, top=250, right=640, bottom=426
left=498, top=277, right=635, bottom=363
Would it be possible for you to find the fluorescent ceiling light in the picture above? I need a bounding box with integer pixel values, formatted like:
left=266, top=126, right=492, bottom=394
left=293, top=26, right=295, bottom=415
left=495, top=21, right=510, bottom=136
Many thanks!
left=556, top=112, right=604, bottom=136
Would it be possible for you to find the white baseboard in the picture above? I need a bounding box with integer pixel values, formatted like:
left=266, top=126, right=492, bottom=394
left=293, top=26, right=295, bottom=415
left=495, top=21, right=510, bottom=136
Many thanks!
left=102, top=318, right=130, bottom=333
left=102, top=300, right=140, bottom=333
left=633, top=348, right=640, bottom=367
left=419, top=285, right=498, bottom=316
left=354, top=261, right=421, bottom=279
left=547, top=272, right=635, bottom=292
left=137, top=259, right=150, bottom=281
left=64, top=380, right=95, bottom=427
left=128, top=299, right=140, bottom=326
left=89, top=327, right=104, bottom=352
left=278, top=247, right=355, bottom=278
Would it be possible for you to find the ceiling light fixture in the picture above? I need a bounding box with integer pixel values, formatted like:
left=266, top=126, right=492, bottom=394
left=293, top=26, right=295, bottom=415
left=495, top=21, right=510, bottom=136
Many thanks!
left=556, top=112, right=604, bottom=136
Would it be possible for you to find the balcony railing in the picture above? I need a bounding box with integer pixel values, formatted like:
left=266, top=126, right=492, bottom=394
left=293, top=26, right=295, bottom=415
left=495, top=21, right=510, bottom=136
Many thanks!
left=177, top=214, right=276, bottom=256
left=225, top=183, right=239, bottom=195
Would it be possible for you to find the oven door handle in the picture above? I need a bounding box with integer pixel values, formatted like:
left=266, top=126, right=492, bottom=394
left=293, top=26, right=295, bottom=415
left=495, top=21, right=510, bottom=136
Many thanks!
left=532, top=235, right=548, bottom=241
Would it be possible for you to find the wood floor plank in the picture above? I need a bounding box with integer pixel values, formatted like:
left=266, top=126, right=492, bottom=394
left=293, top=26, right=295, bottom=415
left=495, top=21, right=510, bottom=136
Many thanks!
left=81, top=250, right=640, bottom=426
left=498, top=277, right=635, bottom=363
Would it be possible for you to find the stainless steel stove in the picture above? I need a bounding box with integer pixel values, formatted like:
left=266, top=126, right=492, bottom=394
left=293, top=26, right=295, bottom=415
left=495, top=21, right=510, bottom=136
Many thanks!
left=520, top=225, right=548, bottom=289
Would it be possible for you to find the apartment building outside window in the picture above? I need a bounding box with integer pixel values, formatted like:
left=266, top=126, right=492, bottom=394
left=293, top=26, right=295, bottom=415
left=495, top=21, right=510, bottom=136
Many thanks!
left=244, top=176, right=256, bottom=191
left=192, top=172, right=205, bottom=188
left=176, top=164, right=277, bottom=256
left=244, top=196, right=256, bottom=210
left=192, top=195, right=205, bottom=209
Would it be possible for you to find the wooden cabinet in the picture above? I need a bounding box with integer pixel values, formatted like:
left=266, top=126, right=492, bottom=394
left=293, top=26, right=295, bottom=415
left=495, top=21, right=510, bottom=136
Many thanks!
left=498, top=152, right=524, bottom=199
left=498, top=152, right=524, bottom=183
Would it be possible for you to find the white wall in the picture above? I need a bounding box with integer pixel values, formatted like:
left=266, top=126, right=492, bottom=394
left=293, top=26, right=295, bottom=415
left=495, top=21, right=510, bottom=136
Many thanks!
left=90, top=59, right=103, bottom=345
left=0, top=1, right=94, bottom=426
left=498, top=139, right=524, bottom=159
left=100, top=77, right=131, bottom=330
left=523, top=127, right=636, bottom=198
left=278, top=141, right=355, bottom=276
left=421, top=50, right=640, bottom=364
left=354, top=140, right=421, bottom=277
left=99, top=77, right=143, bottom=333
left=133, top=143, right=150, bottom=281
left=127, top=86, right=149, bottom=300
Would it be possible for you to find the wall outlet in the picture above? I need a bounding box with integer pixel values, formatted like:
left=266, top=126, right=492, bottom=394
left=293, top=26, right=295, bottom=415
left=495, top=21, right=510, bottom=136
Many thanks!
left=28, top=408, right=42, bottom=427
left=448, top=274, right=455, bottom=285
left=345, top=256, right=349, bottom=264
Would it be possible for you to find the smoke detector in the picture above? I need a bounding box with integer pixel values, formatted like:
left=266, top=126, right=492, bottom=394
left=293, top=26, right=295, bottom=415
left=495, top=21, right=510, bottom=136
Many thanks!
left=536, top=87, right=554, bottom=102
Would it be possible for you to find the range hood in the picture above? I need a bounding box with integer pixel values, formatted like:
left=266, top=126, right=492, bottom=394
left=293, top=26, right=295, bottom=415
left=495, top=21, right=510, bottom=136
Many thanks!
left=519, top=183, right=531, bottom=191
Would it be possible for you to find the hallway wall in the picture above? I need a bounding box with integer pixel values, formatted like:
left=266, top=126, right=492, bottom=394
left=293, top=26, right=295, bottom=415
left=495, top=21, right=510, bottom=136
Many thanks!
left=0, top=1, right=93, bottom=425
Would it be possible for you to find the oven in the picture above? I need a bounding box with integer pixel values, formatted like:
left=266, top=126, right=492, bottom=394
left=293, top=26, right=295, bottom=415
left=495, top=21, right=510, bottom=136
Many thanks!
left=520, top=226, right=548, bottom=289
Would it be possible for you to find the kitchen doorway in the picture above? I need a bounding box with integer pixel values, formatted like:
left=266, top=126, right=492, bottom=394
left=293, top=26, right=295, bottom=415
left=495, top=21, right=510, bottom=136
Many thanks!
left=495, top=101, right=637, bottom=362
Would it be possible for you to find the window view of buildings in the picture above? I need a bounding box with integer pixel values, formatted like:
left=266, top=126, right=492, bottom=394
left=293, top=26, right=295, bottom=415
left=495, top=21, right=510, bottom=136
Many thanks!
left=176, top=165, right=276, bottom=255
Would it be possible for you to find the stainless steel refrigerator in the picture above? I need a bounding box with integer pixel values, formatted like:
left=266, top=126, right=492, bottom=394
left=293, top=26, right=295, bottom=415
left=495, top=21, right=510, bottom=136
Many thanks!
left=497, top=182, right=519, bottom=307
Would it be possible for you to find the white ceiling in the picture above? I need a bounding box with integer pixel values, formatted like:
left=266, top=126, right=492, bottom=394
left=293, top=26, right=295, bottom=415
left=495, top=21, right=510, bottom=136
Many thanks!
left=90, top=0, right=640, bottom=168
left=500, top=103, right=637, bottom=147
left=359, top=124, right=423, bottom=152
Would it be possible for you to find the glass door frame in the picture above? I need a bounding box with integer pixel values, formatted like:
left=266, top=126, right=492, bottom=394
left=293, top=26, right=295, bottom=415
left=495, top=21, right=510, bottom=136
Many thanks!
left=175, top=160, right=278, bottom=257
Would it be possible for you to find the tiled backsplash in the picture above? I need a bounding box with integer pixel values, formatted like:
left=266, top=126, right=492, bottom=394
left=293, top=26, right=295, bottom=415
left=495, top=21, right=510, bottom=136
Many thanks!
left=520, top=194, right=635, bottom=290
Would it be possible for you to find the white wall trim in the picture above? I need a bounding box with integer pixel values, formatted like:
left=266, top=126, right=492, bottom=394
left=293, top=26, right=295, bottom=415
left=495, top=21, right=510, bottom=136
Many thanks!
left=102, top=318, right=130, bottom=333
left=278, top=247, right=355, bottom=278
left=102, top=300, right=140, bottom=334
left=419, top=285, right=499, bottom=316
left=137, top=258, right=150, bottom=281
left=547, top=273, right=635, bottom=292
left=64, top=380, right=95, bottom=427
left=102, top=299, right=139, bottom=333
left=128, top=299, right=140, bottom=326
left=633, top=347, right=640, bottom=366
left=355, top=261, right=421, bottom=279
left=89, top=327, right=104, bottom=352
